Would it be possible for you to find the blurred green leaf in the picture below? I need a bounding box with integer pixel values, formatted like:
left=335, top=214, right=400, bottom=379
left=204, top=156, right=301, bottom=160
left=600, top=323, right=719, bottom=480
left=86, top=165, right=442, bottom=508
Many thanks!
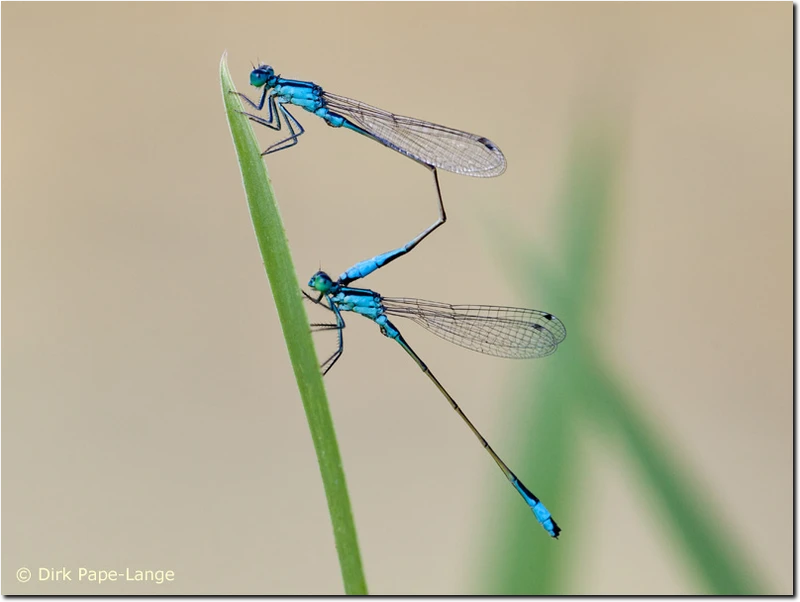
left=576, top=348, right=765, bottom=594
left=481, top=124, right=767, bottom=594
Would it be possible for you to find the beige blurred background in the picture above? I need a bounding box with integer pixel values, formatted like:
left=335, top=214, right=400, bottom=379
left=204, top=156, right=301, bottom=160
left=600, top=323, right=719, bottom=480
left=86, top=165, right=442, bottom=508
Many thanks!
left=2, top=2, right=791, bottom=595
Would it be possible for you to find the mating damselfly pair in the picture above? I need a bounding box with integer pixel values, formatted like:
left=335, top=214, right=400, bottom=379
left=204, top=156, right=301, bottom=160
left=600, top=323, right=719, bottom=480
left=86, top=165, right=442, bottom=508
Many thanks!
left=235, top=63, right=564, bottom=538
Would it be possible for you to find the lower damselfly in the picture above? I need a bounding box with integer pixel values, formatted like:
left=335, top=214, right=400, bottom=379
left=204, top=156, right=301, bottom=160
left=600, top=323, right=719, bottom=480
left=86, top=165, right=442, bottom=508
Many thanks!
left=304, top=242, right=565, bottom=538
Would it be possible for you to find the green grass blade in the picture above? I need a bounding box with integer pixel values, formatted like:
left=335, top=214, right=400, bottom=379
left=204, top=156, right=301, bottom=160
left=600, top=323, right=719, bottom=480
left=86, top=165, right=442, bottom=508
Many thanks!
left=576, top=350, right=766, bottom=594
left=537, top=128, right=766, bottom=593
left=481, top=124, right=767, bottom=594
left=220, top=53, right=367, bottom=595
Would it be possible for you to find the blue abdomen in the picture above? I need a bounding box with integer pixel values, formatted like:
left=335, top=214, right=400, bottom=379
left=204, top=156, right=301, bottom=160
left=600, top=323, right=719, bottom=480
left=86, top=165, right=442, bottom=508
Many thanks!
left=316, top=108, right=346, bottom=128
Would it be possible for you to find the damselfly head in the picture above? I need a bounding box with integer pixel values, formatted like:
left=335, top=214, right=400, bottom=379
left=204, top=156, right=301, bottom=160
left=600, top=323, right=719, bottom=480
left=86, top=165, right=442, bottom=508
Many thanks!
left=308, top=271, right=334, bottom=294
left=250, top=64, right=276, bottom=88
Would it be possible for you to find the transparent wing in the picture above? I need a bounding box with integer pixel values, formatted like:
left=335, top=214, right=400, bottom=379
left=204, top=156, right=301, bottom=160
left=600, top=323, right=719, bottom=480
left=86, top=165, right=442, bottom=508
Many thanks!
left=322, top=92, right=506, bottom=177
left=381, top=298, right=566, bottom=359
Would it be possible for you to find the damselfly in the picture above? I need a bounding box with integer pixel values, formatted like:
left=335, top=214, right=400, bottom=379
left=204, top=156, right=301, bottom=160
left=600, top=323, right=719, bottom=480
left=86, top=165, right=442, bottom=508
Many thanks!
left=303, top=241, right=565, bottom=538
left=234, top=64, right=507, bottom=259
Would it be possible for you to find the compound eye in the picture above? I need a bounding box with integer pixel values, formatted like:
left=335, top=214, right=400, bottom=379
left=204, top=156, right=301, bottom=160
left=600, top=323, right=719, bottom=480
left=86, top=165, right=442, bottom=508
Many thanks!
left=250, top=70, right=267, bottom=87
